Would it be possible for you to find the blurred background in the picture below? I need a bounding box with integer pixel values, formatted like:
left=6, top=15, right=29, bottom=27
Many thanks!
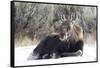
left=13, top=2, right=97, bottom=47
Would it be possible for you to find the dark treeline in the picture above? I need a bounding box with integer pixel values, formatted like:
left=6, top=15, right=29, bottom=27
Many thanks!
left=13, top=2, right=97, bottom=46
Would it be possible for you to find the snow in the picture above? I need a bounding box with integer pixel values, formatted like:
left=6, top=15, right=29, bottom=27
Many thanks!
left=15, top=43, right=97, bottom=66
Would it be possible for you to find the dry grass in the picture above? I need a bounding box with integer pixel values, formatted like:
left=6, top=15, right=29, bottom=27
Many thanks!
left=83, top=32, right=96, bottom=47
left=15, top=35, right=39, bottom=47
left=15, top=31, right=97, bottom=47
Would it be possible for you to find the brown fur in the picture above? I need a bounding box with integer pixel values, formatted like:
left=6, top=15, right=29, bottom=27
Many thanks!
left=69, top=21, right=83, bottom=42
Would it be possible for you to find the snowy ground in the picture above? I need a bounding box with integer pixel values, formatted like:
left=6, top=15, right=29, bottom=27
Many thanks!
left=15, top=43, right=97, bottom=66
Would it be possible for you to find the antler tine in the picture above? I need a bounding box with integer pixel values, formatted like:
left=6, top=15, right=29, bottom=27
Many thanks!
left=63, top=14, right=67, bottom=21
left=60, top=14, right=63, bottom=22
left=61, top=14, right=67, bottom=22
left=71, top=14, right=73, bottom=21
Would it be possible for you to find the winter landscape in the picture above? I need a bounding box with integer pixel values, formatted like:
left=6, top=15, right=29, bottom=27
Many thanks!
left=12, top=1, right=97, bottom=66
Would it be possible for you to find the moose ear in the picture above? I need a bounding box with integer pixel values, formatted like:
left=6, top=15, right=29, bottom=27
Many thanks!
left=72, top=21, right=75, bottom=25
left=70, top=21, right=74, bottom=28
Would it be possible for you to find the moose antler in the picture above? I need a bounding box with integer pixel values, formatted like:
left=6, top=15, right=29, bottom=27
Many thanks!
left=61, top=14, right=67, bottom=22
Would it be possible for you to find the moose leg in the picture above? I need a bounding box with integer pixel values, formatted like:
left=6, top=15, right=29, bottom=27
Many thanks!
left=60, top=50, right=83, bottom=57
